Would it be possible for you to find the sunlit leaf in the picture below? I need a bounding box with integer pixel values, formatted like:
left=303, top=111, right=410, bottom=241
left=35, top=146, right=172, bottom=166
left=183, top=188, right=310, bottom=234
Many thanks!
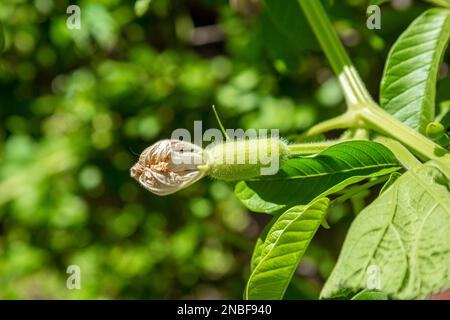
left=246, top=198, right=329, bottom=300
left=321, top=162, right=450, bottom=299
left=380, top=9, right=450, bottom=133
left=235, top=141, right=401, bottom=213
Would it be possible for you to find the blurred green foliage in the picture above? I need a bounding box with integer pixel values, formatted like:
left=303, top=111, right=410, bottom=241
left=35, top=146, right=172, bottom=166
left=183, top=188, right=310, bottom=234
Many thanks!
left=0, top=0, right=448, bottom=299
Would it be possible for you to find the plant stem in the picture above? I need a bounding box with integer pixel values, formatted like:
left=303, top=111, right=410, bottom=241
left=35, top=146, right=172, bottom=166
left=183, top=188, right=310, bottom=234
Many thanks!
left=298, top=0, right=351, bottom=76
left=303, top=112, right=357, bottom=137
left=353, top=128, right=369, bottom=140
left=374, top=136, right=422, bottom=170
left=298, top=0, right=450, bottom=163
left=298, top=0, right=375, bottom=110
left=212, top=105, right=229, bottom=139
left=362, top=107, right=449, bottom=162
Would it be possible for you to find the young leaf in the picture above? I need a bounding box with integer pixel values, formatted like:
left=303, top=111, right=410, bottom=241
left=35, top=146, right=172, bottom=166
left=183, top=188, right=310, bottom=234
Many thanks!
left=321, top=162, right=450, bottom=299
left=323, top=288, right=355, bottom=300
left=245, top=198, right=329, bottom=300
left=380, top=9, right=450, bottom=133
left=379, top=172, right=402, bottom=194
left=351, top=289, right=388, bottom=300
left=324, top=288, right=388, bottom=300
left=250, top=215, right=278, bottom=272
left=235, top=141, right=400, bottom=213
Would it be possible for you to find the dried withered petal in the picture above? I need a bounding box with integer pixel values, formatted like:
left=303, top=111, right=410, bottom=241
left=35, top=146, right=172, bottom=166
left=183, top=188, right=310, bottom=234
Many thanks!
left=130, top=139, right=206, bottom=196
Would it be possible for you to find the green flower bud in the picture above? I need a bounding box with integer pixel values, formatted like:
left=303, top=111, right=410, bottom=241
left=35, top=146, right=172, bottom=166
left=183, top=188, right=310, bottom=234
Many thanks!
left=426, top=122, right=445, bottom=140
left=206, top=138, right=290, bottom=181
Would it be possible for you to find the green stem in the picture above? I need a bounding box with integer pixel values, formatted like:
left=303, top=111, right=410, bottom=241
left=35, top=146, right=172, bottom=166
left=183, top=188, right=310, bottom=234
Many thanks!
left=304, top=112, right=357, bottom=137
left=212, top=105, right=229, bottom=139
left=340, top=129, right=356, bottom=140
left=374, top=136, right=422, bottom=170
left=353, top=128, right=369, bottom=140
left=299, top=0, right=450, bottom=163
left=298, top=0, right=351, bottom=76
left=298, top=0, right=375, bottom=110
left=362, top=107, right=449, bottom=162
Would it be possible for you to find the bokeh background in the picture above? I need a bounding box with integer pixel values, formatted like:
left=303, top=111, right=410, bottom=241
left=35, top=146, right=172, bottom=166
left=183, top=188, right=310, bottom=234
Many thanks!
left=0, top=0, right=449, bottom=299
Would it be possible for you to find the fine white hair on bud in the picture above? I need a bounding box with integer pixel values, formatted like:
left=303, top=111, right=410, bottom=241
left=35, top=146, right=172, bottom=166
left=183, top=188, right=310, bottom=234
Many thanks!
left=206, top=137, right=290, bottom=181
left=130, top=139, right=207, bottom=196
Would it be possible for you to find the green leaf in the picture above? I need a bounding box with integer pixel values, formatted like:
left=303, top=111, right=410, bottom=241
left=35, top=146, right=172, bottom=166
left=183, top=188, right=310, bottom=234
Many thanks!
left=321, top=162, right=450, bottom=299
left=235, top=141, right=401, bottom=213
left=250, top=215, right=278, bottom=272
left=323, top=288, right=355, bottom=300
left=351, top=289, right=388, bottom=300
left=380, top=172, right=402, bottom=194
left=324, top=288, right=388, bottom=300
left=380, top=9, right=450, bottom=133
left=245, top=198, right=329, bottom=300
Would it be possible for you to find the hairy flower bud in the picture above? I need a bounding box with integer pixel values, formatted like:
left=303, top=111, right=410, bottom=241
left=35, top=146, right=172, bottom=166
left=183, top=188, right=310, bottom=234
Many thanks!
left=130, top=139, right=206, bottom=196
left=206, top=138, right=290, bottom=181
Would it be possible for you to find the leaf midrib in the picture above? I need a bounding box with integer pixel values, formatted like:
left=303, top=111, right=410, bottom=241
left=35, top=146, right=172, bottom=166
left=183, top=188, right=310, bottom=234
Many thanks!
left=248, top=163, right=400, bottom=182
